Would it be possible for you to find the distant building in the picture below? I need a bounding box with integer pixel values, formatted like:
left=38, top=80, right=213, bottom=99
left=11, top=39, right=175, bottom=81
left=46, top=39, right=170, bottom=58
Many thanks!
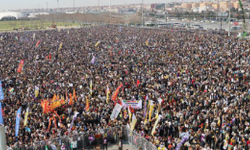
left=0, top=12, right=28, bottom=21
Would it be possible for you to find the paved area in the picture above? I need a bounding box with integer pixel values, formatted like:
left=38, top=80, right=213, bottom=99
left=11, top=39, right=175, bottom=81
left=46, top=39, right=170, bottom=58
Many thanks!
left=85, top=144, right=135, bottom=150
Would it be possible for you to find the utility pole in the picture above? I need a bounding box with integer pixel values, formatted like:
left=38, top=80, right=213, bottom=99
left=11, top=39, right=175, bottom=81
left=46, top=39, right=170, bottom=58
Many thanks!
left=228, top=0, right=231, bottom=36
left=109, top=0, right=111, bottom=24
left=46, top=2, right=48, bottom=12
left=142, top=0, right=144, bottom=26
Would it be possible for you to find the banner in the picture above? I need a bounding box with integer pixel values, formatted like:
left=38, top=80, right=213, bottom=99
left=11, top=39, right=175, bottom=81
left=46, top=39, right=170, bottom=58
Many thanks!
left=15, top=107, right=22, bottom=137
left=85, top=97, right=90, bottom=111
left=106, top=85, right=110, bottom=103
left=59, top=43, right=63, bottom=51
left=110, top=104, right=123, bottom=120
left=111, top=84, right=123, bottom=101
left=175, top=132, right=190, bottom=150
left=95, top=41, right=100, bottom=47
left=136, top=80, right=140, bottom=87
left=151, top=115, right=162, bottom=136
left=128, top=107, right=132, bottom=122
left=91, top=56, right=95, bottom=64
left=143, top=95, right=148, bottom=117
left=90, top=80, right=93, bottom=95
left=0, top=81, right=4, bottom=101
left=148, top=100, right=154, bottom=121
left=24, top=107, right=29, bottom=126
left=35, top=86, right=39, bottom=98
left=33, top=33, right=36, bottom=41
left=35, top=40, right=40, bottom=48
left=130, top=114, right=137, bottom=135
left=122, top=99, right=142, bottom=109
left=69, top=112, right=79, bottom=133
left=17, top=60, right=24, bottom=73
left=0, top=102, right=3, bottom=125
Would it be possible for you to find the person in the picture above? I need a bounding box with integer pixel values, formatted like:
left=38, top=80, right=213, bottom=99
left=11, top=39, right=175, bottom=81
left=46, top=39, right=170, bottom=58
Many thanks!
left=102, top=135, right=108, bottom=150
left=118, top=139, right=123, bottom=150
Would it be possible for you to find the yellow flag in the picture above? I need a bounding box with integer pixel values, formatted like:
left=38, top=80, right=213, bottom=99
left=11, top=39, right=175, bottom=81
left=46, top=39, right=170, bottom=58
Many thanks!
left=90, top=80, right=93, bottom=95
left=130, top=114, right=137, bottom=135
left=95, top=41, right=100, bottom=47
left=24, top=107, right=29, bottom=126
left=148, top=100, right=154, bottom=121
left=106, top=86, right=110, bottom=103
left=155, top=104, right=161, bottom=119
left=151, top=115, right=162, bottom=136
left=59, top=43, right=63, bottom=50
left=145, top=40, right=149, bottom=46
left=35, top=86, right=39, bottom=98
left=144, top=112, right=148, bottom=125
left=128, top=107, right=132, bottom=123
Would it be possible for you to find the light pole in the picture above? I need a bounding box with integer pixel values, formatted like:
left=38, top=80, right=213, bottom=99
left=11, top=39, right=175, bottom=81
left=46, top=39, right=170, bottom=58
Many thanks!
left=228, top=0, right=231, bottom=36
left=142, top=0, right=144, bottom=26
left=73, top=0, right=75, bottom=10
left=109, top=0, right=111, bottom=24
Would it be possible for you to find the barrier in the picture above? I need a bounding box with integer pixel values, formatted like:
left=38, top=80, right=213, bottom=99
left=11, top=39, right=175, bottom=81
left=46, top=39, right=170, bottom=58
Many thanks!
left=125, top=126, right=158, bottom=150
left=11, top=125, right=158, bottom=150
left=11, top=126, right=124, bottom=150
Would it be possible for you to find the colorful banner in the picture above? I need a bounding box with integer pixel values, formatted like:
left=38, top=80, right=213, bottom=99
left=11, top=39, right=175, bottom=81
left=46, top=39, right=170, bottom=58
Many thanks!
left=17, top=60, right=24, bottom=73
left=0, top=102, right=3, bottom=125
left=122, top=99, right=142, bottom=109
left=35, top=86, right=39, bottom=98
left=41, top=96, right=66, bottom=114
left=151, top=115, right=162, bottom=136
left=24, top=107, right=29, bottom=126
left=136, top=80, right=140, bottom=87
left=35, top=40, right=40, bottom=48
left=110, top=104, right=123, bottom=120
left=15, top=107, right=22, bottom=137
left=111, top=84, right=123, bottom=101
left=175, top=132, right=190, bottom=150
left=130, top=114, right=137, bottom=135
left=0, top=81, right=4, bottom=101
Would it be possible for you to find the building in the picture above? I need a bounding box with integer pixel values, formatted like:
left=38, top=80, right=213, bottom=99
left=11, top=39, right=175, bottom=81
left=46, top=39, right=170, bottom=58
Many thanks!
left=192, top=3, right=200, bottom=9
left=181, top=3, right=192, bottom=11
left=232, top=1, right=240, bottom=9
left=0, top=12, right=28, bottom=21
left=220, top=1, right=229, bottom=12
left=212, top=3, right=220, bottom=11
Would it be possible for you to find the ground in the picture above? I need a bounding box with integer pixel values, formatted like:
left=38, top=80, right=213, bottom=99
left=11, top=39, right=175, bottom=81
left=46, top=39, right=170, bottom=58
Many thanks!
left=0, top=20, right=80, bottom=31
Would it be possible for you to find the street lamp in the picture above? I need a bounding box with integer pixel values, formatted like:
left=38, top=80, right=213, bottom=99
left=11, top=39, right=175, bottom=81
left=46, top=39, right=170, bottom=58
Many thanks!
left=228, top=0, right=231, bottom=36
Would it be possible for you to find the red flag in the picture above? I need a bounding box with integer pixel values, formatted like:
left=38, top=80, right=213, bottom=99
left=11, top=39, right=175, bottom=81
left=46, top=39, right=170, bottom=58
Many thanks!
left=111, top=84, right=123, bottom=101
left=136, top=80, right=140, bottom=87
left=35, top=40, right=40, bottom=48
left=85, top=98, right=90, bottom=111
left=17, top=60, right=24, bottom=73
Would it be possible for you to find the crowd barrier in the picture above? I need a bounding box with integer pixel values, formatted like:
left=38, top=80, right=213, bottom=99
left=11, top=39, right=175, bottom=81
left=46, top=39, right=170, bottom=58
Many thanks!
left=125, top=126, right=158, bottom=150
left=11, top=125, right=158, bottom=150
left=11, top=126, right=124, bottom=150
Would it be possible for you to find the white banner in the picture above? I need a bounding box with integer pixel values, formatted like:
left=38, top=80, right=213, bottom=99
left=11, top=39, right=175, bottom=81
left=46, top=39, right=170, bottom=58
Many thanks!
left=110, top=104, right=123, bottom=120
left=122, top=99, right=142, bottom=109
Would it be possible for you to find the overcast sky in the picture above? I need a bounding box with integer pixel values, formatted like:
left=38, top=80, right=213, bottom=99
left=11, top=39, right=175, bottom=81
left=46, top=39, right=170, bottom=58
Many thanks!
left=0, top=0, right=198, bottom=11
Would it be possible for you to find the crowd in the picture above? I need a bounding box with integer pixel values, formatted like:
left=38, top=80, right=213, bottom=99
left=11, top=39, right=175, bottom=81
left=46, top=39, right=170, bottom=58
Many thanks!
left=0, top=25, right=250, bottom=150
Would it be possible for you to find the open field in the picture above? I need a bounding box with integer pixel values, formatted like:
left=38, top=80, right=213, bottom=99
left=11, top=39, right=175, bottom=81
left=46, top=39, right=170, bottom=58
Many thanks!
left=0, top=20, right=80, bottom=31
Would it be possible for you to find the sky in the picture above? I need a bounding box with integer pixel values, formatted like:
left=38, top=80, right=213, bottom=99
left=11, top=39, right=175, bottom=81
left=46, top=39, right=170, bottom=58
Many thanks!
left=0, top=0, right=198, bottom=11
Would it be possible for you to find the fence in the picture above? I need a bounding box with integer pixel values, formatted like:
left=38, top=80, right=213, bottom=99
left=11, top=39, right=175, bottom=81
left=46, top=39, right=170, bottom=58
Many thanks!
left=11, top=126, right=124, bottom=150
left=125, top=126, right=158, bottom=150
left=11, top=125, right=158, bottom=150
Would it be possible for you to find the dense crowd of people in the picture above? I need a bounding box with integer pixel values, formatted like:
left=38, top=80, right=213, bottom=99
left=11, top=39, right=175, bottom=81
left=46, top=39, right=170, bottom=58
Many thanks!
left=0, top=25, right=250, bottom=150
